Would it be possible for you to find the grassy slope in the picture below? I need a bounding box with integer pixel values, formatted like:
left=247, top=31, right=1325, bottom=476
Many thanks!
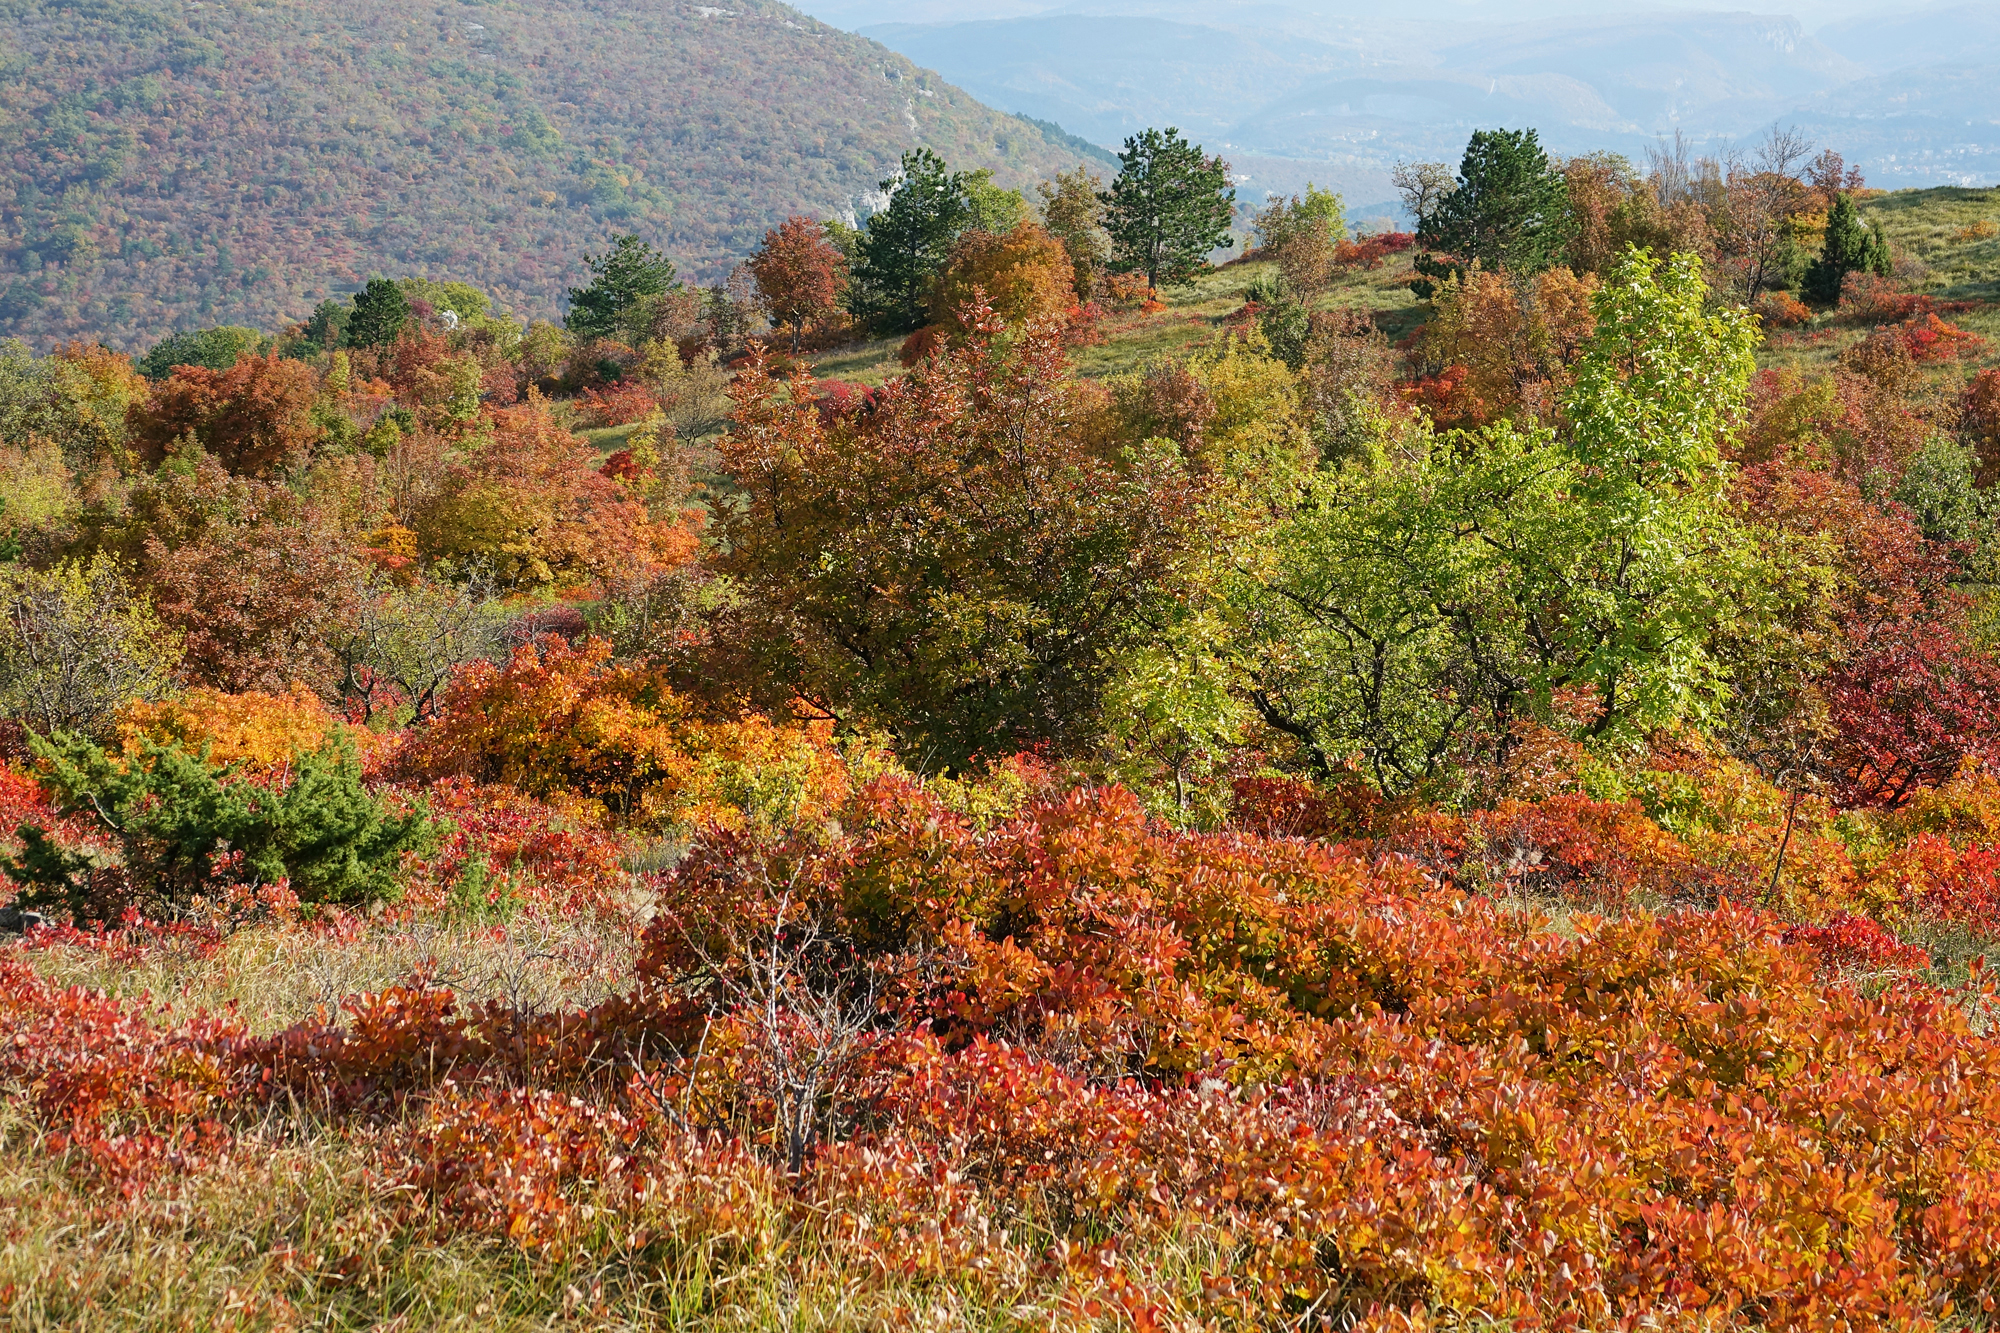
left=802, top=255, right=1425, bottom=388
left=792, top=186, right=2000, bottom=392
left=1759, top=187, right=2000, bottom=377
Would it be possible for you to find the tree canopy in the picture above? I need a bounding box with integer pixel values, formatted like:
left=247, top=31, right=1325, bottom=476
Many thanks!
left=566, top=236, right=679, bottom=341
left=1101, top=128, right=1237, bottom=291
left=1413, top=128, right=1573, bottom=297
left=851, top=150, right=976, bottom=333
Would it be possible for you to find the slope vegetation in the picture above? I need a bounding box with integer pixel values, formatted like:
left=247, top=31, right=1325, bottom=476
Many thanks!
left=0, top=0, right=1086, bottom=349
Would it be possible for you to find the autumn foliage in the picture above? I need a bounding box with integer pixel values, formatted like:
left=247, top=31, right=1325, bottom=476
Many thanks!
left=12, top=139, right=2000, bottom=1330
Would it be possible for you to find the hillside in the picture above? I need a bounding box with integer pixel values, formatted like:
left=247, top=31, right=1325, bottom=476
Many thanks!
left=0, top=0, right=1088, bottom=350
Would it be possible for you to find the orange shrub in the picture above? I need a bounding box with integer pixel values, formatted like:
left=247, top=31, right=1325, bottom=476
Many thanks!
left=927, top=221, right=1073, bottom=335
left=116, top=686, right=365, bottom=778
left=397, top=635, right=846, bottom=835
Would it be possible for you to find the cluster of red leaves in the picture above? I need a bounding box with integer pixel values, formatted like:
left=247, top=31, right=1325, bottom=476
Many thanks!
left=571, top=381, right=658, bottom=428
left=0, top=958, right=242, bottom=1194
left=390, top=777, right=634, bottom=924
left=1839, top=273, right=1974, bottom=327
left=1383, top=794, right=1730, bottom=909
left=1396, top=363, right=1492, bottom=430
left=402, top=1085, right=652, bottom=1254
left=0, top=759, right=117, bottom=908
left=1781, top=912, right=1931, bottom=975
left=1965, top=368, right=2000, bottom=484
left=1228, top=770, right=1384, bottom=841
left=1335, top=230, right=1414, bottom=270
left=812, top=377, right=882, bottom=425
left=1754, top=289, right=1812, bottom=328
left=10, top=771, right=2000, bottom=1325
left=632, top=780, right=2000, bottom=1326
left=127, top=352, right=322, bottom=476
left=1861, top=313, right=1988, bottom=365
left=22, top=911, right=228, bottom=967
left=1869, top=833, right=2000, bottom=927
left=1827, top=631, right=2000, bottom=806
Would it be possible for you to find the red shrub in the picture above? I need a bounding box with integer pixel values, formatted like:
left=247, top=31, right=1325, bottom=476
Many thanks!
left=390, top=777, right=635, bottom=924
left=1335, top=231, right=1414, bottom=270
left=1827, top=628, right=2000, bottom=807
left=1782, top=912, right=1930, bottom=975
left=571, top=380, right=658, bottom=428
left=1755, top=289, right=1813, bottom=328
left=1396, top=364, right=1491, bottom=430
left=1863, top=312, right=1987, bottom=364
left=401, top=1085, right=651, bottom=1254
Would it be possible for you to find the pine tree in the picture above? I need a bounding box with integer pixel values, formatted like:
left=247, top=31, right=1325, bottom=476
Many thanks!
left=850, top=149, right=972, bottom=332
left=1413, top=128, right=1572, bottom=297
left=1803, top=192, right=1890, bottom=306
left=565, top=235, right=678, bottom=340
left=345, top=278, right=410, bottom=349
left=1100, top=128, right=1236, bottom=291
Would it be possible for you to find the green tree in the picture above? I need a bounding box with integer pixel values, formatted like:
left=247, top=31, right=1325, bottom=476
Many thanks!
left=1802, top=191, right=1890, bottom=306
left=961, top=168, right=1028, bottom=234
left=136, top=325, right=267, bottom=378
left=2, top=730, right=432, bottom=916
left=1413, top=128, right=1572, bottom=297
left=1101, top=127, right=1236, bottom=291
left=0, top=557, right=181, bottom=737
left=1893, top=434, right=1997, bottom=580
left=716, top=322, right=1207, bottom=769
left=345, top=278, right=410, bottom=349
left=294, top=298, right=350, bottom=356
left=1252, top=183, right=1347, bottom=317
left=1240, top=249, right=1758, bottom=794
left=565, top=235, right=678, bottom=340
left=851, top=149, right=972, bottom=332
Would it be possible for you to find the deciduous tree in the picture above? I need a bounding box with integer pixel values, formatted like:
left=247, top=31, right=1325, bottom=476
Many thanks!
left=410, top=394, right=698, bottom=588
left=926, top=222, right=1073, bottom=336
left=1037, top=167, right=1111, bottom=300
left=1243, top=249, right=1758, bottom=792
left=128, top=351, right=324, bottom=476
left=127, top=453, right=363, bottom=695
left=746, top=216, right=849, bottom=353
left=1252, top=184, right=1345, bottom=296
left=0, top=557, right=181, bottom=737
left=716, top=316, right=1207, bottom=768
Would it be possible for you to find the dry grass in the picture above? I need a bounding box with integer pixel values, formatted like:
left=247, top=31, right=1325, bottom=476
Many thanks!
left=0, top=1061, right=1232, bottom=1331
left=19, top=918, right=638, bottom=1035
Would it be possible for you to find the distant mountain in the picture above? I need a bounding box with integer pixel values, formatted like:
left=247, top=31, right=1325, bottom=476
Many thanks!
left=834, top=2, right=1999, bottom=196
left=1817, top=6, right=2000, bottom=74
left=0, top=0, right=1090, bottom=350
left=853, top=10, right=1865, bottom=161
left=1784, top=64, right=2000, bottom=186
left=860, top=16, right=1359, bottom=147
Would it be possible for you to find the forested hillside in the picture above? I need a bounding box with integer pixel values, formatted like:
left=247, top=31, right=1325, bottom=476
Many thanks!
left=0, top=0, right=1086, bottom=349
